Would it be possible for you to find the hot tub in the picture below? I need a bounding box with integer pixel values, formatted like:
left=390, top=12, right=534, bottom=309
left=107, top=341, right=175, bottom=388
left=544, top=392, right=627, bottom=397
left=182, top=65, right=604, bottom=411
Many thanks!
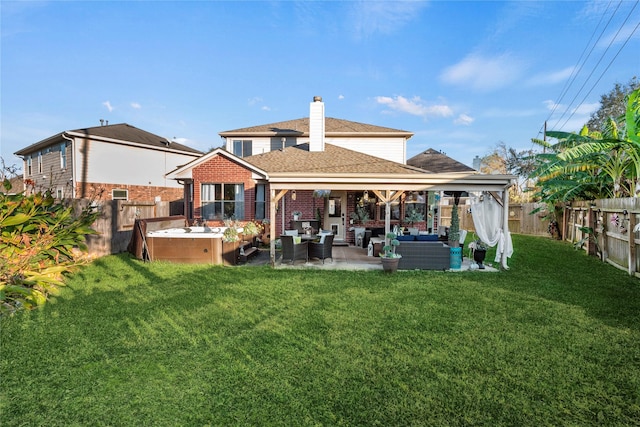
left=145, top=226, right=238, bottom=265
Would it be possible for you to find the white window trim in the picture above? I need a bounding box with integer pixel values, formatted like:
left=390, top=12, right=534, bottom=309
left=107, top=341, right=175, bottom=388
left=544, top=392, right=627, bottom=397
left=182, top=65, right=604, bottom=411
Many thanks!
left=112, top=189, right=129, bottom=200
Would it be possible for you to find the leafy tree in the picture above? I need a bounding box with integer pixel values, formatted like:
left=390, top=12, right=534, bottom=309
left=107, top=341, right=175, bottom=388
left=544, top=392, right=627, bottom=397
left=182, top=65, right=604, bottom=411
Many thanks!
left=529, top=88, right=640, bottom=205
left=0, top=179, right=99, bottom=315
left=586, top=77, right=639, bottom=133
left=481, top=142, right=537, bottom=201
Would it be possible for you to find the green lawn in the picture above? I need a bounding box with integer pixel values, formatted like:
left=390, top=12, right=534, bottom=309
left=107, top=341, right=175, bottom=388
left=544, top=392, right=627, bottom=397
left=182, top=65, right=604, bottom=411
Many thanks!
left=2, top=234, right=639, bottom=426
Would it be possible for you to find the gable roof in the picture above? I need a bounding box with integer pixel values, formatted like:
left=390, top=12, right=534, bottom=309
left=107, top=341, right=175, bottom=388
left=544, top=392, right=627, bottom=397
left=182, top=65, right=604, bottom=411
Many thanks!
left=407, top=148, right=476, bottom=173
left=219, top=117, right=414, bottom=138
left=167, top=147, right=269, bottom=180
left=245, top=143, right=424, bottom=175
left=15, top=123, right=202, bottom=156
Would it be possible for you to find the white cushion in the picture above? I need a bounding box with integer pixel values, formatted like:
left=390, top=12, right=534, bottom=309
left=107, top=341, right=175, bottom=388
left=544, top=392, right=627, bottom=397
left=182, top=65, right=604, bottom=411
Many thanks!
left=284, top=229, right=298, bottom=236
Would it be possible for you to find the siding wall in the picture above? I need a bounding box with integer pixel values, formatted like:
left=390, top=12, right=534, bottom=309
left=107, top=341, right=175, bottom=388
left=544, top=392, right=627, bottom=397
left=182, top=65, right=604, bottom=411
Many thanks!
left=23, top=142, right=73, bottom=196
left=73, top=138, right=196, bottom=188
left=224, top=136, right=407, bottom=164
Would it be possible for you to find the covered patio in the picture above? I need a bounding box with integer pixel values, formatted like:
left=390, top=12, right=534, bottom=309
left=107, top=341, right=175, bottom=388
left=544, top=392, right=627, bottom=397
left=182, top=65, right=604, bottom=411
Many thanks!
left=267, top=171, right=516, bottom=269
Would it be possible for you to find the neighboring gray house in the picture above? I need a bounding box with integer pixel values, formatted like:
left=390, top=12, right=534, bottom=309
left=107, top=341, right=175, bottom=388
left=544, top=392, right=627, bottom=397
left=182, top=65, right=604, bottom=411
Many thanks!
left=14, top=123, right=202, bottom=202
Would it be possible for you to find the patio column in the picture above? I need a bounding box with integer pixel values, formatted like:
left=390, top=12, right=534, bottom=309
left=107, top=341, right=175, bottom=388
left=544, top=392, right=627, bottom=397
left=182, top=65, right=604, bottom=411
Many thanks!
left=270, top=188, right=288, bottom=266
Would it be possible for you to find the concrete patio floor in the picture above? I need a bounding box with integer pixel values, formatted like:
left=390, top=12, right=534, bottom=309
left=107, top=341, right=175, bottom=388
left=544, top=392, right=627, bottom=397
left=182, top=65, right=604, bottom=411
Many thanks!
left=243, top=245, right=498, bottom=272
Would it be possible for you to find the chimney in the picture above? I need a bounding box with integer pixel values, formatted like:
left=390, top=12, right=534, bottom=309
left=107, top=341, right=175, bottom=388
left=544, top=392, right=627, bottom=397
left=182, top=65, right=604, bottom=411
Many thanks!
left=309, top=96, right=325, bottom=152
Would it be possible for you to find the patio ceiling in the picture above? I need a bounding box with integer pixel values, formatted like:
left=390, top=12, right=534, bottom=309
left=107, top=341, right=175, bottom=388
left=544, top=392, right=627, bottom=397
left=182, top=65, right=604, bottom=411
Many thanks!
left=266, top=172, right=516, bottom=192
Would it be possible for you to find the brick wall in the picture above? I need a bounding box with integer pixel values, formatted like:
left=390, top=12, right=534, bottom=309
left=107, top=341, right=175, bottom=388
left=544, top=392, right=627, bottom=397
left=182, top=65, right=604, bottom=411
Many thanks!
left=77, top=182, right=183, bottom=202
left=192, top=154, right=256, bottom=224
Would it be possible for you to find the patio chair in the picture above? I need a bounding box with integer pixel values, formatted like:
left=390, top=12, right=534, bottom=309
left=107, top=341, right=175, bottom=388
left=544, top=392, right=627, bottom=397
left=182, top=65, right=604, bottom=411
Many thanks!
left=308, top=233, right=334, bottom=264
left=280, top=235, right=308, bottom=265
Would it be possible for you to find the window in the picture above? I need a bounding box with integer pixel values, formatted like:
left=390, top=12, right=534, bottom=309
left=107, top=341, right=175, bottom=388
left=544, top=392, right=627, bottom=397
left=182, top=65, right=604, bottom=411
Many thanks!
left=201, top=183, right=245, bottom=220
left=233, top=140, right=252, bottom=157
left=112, top=189, right=128, bottom=200
left=26, top=156, right=32, bottom=176
left=56, top=188, right=64, bottom=199
left=270, top=136, right=296, bottom=151
left=255, top=184, right=266, bottom=220
left=60, top=143, right=67, bottom=169
left=38, top=151, right=43, bottom=173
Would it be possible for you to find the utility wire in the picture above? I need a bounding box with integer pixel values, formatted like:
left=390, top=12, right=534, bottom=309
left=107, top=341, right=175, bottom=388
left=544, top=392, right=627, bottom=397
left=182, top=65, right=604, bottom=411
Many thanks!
left=538, top=0, right=617, bottom=137
left=550, top=0, right=625, bottom=131
left=558, top=13, right=640, bottom=131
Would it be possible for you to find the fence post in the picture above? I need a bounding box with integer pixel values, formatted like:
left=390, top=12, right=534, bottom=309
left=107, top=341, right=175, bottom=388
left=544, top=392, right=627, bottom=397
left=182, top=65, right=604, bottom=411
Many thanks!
left=628, top=211, right=636, bottom=276
left=587, top=206, right=597, bottom=257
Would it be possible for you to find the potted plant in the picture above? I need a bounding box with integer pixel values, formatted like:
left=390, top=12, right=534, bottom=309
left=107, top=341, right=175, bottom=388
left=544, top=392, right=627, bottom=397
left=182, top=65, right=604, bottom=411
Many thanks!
left=349, top=204, right=370, bottom=224
left=241, top=221, right=263, bottom=246
left=379, top=232, right=401, bottom=273
left=292, top=211, right=302, bottom=221
left=404, top=207, right=424, bottom=227
left=468, top=239, right=488, bottom=269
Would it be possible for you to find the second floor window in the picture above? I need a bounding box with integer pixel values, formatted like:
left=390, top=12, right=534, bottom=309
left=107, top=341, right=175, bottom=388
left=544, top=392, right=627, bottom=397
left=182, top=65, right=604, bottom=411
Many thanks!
left=26, top=156, right=32, bottom=176
left=38, top=151, right=42, bottom=173
left=233, top=140, right=252, bottom=157
left=201, top=183, right=245, bottom=220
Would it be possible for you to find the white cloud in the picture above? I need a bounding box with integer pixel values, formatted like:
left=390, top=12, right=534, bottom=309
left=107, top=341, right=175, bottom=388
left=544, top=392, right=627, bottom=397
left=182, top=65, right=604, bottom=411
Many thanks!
left=102, top=101, right=114, bottom=112
left=261, top=106, right=271, bottom=111
left=454, top=114, right=474, bottom=126
left=248, top=97, right=263, bottom=106
left=527, top=66, right=575, bottom=86
left=338, top=94, right=345, bottom=100
left=375, top=95, right=453, bottom=119
left=130, top=102, right=141, bottom=109
left=440, top=53, right=525, bottom=91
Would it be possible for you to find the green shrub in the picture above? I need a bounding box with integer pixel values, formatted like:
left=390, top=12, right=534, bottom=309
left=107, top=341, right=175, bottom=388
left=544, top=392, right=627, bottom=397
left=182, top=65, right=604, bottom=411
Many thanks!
left=0, top=179, right=99, bottom=315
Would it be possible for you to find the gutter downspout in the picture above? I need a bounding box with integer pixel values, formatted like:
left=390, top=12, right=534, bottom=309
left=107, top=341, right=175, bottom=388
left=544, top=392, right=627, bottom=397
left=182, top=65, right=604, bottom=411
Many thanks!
left=61, top=132, right=75, bottom=199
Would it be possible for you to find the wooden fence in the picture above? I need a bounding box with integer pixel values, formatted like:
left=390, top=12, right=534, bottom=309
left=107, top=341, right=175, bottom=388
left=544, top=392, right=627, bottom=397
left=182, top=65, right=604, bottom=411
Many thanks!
left=439, top=202, right=551, bottom=239
left=79, top=199, right=183, bottom=257
left=561, top=198, right=640, bottom=277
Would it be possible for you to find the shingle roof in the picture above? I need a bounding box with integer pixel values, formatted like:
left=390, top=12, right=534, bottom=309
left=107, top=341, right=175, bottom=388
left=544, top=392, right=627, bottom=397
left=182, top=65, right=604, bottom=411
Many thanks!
left=407, top=148, right=475, bottom=173
left=15, top=123, right=202, bottom=155
left=219, top=117, right=413, bottom=137
left=245, top=143, right=425, bottom=175
left=68, top=123, right=202, bottom=154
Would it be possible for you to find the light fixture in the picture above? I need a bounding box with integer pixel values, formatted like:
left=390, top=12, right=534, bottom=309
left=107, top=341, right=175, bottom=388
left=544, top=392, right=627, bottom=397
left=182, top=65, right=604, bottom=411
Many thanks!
left=292, top=190, right=297, bottom=200
left=363, top=190, right=369, bottom=202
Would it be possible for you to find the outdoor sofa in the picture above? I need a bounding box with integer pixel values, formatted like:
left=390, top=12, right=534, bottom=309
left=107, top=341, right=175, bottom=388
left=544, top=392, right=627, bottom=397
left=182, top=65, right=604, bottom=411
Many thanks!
left=394, top=235, right=450, bottom=270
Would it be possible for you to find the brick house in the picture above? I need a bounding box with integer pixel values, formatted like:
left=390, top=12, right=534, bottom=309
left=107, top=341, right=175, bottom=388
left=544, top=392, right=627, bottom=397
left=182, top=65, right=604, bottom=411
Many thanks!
left=168, top=96, right=515, bottom=265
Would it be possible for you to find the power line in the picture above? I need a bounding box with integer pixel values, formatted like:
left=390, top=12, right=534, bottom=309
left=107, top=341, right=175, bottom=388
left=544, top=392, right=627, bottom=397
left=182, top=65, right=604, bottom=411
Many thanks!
left=558, top=14, right=640, bottom=131
left=538, top=0, right=618, bottom=136
left=550, top=0, right=626, bottom=131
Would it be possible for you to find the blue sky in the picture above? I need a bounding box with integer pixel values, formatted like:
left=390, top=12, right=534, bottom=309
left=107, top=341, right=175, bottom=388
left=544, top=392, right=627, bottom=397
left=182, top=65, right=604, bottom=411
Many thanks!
left=2, top=1, right=639, bottom=169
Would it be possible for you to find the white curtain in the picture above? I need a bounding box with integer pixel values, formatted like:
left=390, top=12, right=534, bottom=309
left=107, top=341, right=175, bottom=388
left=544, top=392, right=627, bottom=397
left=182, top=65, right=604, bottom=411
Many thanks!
left=470, top=192, right=513, bottom=266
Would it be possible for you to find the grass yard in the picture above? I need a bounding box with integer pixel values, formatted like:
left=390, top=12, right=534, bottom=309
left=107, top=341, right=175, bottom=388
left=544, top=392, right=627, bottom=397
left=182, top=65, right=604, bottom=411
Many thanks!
left=1, top=234, right=639, bottom=426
